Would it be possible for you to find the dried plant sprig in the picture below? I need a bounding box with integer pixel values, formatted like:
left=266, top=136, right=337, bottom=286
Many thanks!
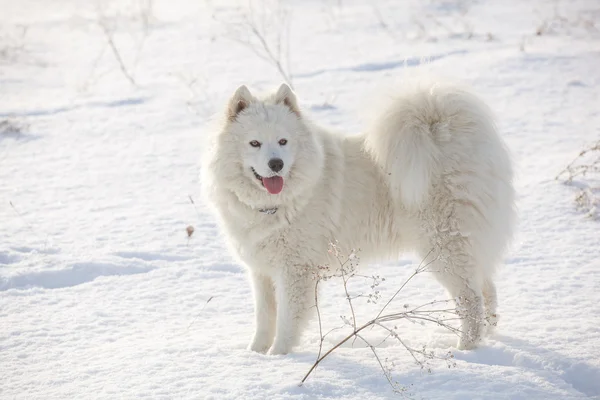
left=301, top=242, right=459, bottom=393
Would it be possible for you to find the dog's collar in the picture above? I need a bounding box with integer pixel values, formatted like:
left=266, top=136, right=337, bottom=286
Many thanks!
left=258, top=207, right=278, bottom=215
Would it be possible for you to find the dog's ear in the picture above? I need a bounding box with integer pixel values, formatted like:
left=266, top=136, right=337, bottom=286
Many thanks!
left=228, top=85, right=253, bottom=121
left=274, top=83, right=300, bottom=117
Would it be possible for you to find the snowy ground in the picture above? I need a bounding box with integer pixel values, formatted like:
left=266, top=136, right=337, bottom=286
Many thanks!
left=1, top=0, right=600, bottom=399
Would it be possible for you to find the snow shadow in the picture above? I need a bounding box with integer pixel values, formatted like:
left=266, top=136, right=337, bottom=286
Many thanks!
left=454, top=335, right=600, bottom=397
left=295, top=50, right=468, bottom=79
left=0, top=262, right=155, bottom=291
left=0, top=96, right=148, bottom=118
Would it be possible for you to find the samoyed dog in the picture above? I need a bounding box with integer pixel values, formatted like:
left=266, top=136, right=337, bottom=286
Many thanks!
left=202, top=79, right=514, bottom=355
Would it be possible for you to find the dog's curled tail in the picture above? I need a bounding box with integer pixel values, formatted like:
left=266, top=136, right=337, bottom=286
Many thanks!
left=365, top=79, right=492, bottom=209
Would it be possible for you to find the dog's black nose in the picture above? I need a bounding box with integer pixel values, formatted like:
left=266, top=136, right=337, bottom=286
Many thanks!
left=268, top=158, right=284, bottom=172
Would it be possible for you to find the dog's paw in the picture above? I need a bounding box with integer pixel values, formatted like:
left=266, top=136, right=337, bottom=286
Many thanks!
left=248, top=335, right=273, bottom=353
left=457, top=339, right=478, bottom=351
left=484, top=313, right=499, bottom=336
left=457, top=333, right=483, bottom=350
left=248, top=343, right=270, bottom=353
left=267, top=342, right=291, bottom=356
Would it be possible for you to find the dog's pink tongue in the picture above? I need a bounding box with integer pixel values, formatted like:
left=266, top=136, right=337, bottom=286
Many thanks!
left=262, top=176, right=284, bottom=194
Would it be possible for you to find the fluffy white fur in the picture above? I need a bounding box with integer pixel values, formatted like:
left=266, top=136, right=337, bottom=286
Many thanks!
left=201, top=79, right=515, bottom=355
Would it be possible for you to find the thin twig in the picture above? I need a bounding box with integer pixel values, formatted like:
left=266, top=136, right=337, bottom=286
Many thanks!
left=189, top=195, right=203, bottom=219
left=98, top=19, right=137, bottom=86
left=187, top=296, right=214, bottom=330
left=375, top=248, right=437, bottom=321
left=340, top=257, right=357, bottom=332
left=355, top=333, right=397, bottom=389
left=374, top=322, right=423, bottom=367
left=301, top=319, right=373, bottom=384
left=218, top=1, right=293, bottom=87
left=556, top=140, right=600, bottom=181
left=313, top=280, right=324, bottom=374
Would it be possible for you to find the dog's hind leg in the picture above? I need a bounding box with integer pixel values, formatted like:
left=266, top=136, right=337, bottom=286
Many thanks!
left=454, top=280, right=484, bottom=350
left=268, top=266, right=314, bottom=355
left=435, top=269, right=484, bottom=350
left=419, top=240, right=485, bottom=350
left=248, top=272, right=277, bottom=353
left=482, top=278, right=499, bottom=336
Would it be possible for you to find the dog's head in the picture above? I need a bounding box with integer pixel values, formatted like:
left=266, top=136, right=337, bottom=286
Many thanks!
left=205, top=83, right=324, bottom=209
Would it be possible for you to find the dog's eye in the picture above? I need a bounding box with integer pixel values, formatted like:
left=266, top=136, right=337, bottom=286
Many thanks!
left=249, top=140, right=261, bottom=148
left=278, top=139, right=288, bottom=146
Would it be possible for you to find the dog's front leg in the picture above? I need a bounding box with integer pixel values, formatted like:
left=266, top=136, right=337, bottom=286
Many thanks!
left=248, top=272, right=277, bottom=353
left=268, top=266, right=314, bottom=355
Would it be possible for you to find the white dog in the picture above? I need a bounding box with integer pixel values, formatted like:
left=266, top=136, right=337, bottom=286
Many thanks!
left=202, top=79, right=514, bottom=355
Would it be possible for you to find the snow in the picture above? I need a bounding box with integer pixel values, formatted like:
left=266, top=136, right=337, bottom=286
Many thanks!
left=1, top=0, right=599, bottom=398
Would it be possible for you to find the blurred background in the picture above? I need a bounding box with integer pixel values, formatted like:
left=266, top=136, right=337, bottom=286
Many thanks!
left=2, top=0, right=598, bottom=257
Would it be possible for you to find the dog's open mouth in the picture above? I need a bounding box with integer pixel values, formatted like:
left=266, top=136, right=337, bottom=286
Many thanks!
left=251, top=167, right=284, bottom=195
